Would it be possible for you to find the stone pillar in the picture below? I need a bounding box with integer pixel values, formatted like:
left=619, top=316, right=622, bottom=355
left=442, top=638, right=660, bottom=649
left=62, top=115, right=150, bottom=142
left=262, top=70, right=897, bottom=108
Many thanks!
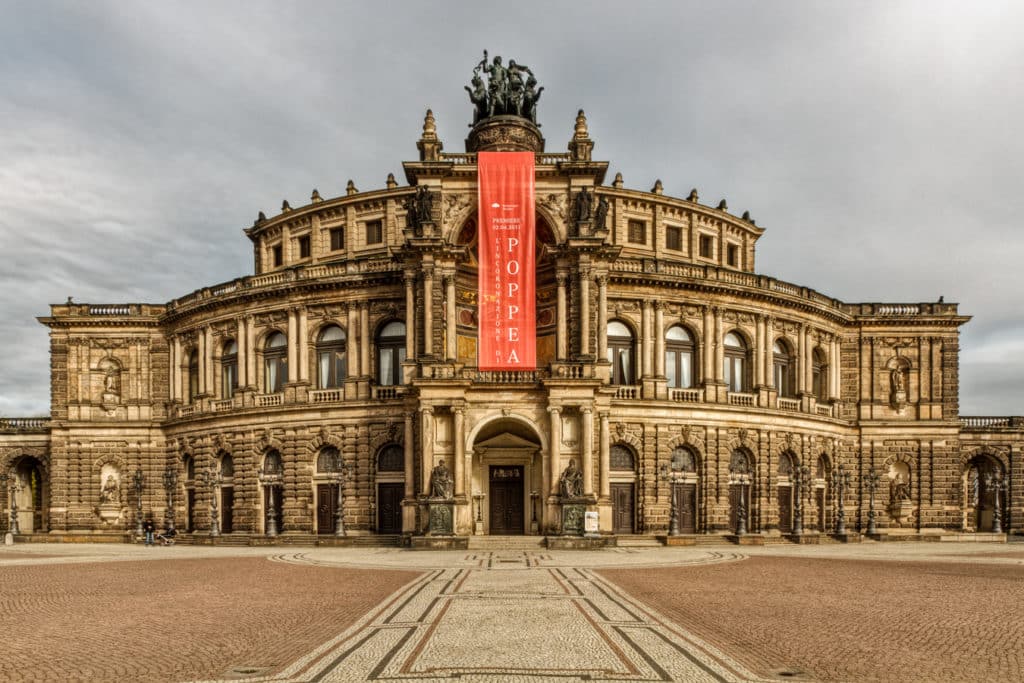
left=764, top=317, right=775, bottom=388
left=205, top=326, right=215, bottom=395
left=754, top=315, right=764, bottom=387
left=404, top=272, right=416, bottom=360
left=599, top=411, right=610, bottom=498
left=360, top=303, right=370, bottom=378
left=556, top=272, right=568, bottom=360
left=713, top=307, right=724, bottom=382
left=597, top=275, right=608, bottom=362
left=548, top=407, right=562, bottom=496
left=421, top=408, right=434, bottom=495
left=453, top=406, right=465, bottom=496
left=654, top=302, right=665, bottom=377
left=581, top=407, right=594, bottom=496
left=579, top=270, right=591, bottom=357
left=347, top=304, right=359, bottom=379
left=641, top=300, right=653, bottom=378
left=298, top=307, right=309, bottom=382
left=245, top=316, right=256, bottom=389
left=196, top=326, right=207, bottom=395
left=172, top=335, right=182, bottom=401
left=797, top=324, right=807, bottom=394
left=403, top=411, right=415, bottom=499
left=445, top=273, right=457, bottom=361
left=287, top=309, right=298, bottom=382
left=423, top=266, right=434, bottom=356
left=236, top=318, right=247, bottom=388
left=702, top=306, right=714, bottom=382
left=831, top=336, right=840, bottom=400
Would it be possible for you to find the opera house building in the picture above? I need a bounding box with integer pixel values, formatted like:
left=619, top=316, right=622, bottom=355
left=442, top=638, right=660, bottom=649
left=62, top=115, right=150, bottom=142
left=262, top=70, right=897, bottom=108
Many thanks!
left=1, top=59, right=1020, bottom=546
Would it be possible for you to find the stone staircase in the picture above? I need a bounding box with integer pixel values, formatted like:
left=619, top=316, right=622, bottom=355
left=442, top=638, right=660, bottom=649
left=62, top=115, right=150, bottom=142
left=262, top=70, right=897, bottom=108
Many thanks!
left=467, top=535, right=547, bottom=550
left=615, top=534, right=663, bottom=548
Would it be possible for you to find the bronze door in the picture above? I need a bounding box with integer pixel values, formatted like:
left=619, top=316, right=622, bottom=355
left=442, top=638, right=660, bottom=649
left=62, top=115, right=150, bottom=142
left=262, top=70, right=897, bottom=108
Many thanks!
left=378, top=483, right=403, bottom=534
left=317, top=483, right=337, bottom=535
left=778, top=485, right=792, bottom=533
left=677, top=482, right=697, bottom=534
left=611, top=482, right=635, bottom=534
left=221, top=487, right=234, bottom=534
left=489, top=466, right=524, bottom=534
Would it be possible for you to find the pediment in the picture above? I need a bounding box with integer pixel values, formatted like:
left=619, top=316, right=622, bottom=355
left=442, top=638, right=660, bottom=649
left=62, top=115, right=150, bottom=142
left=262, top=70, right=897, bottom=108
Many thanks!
left=474, top=432, right=539, bottom=451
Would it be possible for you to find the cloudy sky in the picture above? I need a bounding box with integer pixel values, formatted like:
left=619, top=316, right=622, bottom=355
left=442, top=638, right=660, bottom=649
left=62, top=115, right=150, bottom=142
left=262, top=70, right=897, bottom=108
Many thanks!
left=1, top=1, right=1022, bottom=416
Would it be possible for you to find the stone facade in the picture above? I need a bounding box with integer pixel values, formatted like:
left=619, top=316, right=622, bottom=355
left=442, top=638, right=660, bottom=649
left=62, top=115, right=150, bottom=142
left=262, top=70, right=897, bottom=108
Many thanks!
left=1, top=95, right=1021, bottom=542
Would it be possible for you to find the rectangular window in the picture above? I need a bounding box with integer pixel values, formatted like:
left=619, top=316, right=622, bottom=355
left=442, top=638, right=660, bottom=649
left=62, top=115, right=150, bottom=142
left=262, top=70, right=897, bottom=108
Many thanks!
left=297, top=235, right=311, bottom=259
left=365, top=220, right=383, bottom=245
left=666, top=226, right=682, bottom=251
left=699, top=235, right=714, bottom=259
left=329, top=227, right=345, bottom=251
left=727, top=244, right=739, bottom=267
left=272, top=244, right=283, bottom=267
left=627, top=220, right=646, bottom=244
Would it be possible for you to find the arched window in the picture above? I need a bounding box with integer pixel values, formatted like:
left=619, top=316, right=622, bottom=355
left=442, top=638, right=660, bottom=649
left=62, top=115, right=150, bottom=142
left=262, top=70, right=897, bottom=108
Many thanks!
left=670, top=446, right=698, bottom=473
left=188, top=350, right=200, bottom=403
left=317, top=446, right=341, bottom=473
left=220, top=453, right=234, bottom=478
left=773, top=339, right=796, bottom=398
left=607, top=320, right=635, bottom=385
left=264, top=332, right=288, bottom=393
left=184, top=454, right=195, bottom=481
left=778, top=451, right=795, bottom=477
left=377, top=445, right=404, bottom=472
left=317, top=325, right=347, bottom=388
left=263, top=450, right=283, bottom=476
left=377, top=321, right=406, bottom=386
left=812, top=348, right=827, bottom=401
left=724, top=332, right=749, bottom=392
left=665, top=325, right=695, bottom=388
left=221, top=340, right=238, bottom=399
left=610, top=445, right=635, bottom=471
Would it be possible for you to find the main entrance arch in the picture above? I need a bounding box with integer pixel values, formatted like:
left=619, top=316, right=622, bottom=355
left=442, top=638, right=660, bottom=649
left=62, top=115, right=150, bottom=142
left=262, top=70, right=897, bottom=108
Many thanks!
left=470, top=417, right=543, bottom=535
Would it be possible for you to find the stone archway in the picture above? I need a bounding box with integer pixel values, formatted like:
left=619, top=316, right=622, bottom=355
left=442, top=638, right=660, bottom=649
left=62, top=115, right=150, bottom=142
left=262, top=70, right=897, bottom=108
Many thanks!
left=964, top=454, right=1006, bottom=532
left=10, top=456, right=46, bottom=533
left=470, top=418, right=543, bottom=535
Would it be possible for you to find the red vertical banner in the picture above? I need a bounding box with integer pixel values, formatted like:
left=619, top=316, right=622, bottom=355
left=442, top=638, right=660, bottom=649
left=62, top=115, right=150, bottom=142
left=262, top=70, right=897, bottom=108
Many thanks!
left=478, top=151, right=536, bottom=370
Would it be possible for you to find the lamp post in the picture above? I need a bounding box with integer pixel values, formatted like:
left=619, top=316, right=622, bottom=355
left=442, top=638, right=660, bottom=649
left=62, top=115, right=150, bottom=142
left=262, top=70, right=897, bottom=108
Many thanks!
left=658, top=463, right=682, bottom=536
left=333, top=459, right=353, bottom=538
left=793, top=464, right=810, bottom=536
left=1, top=471, right=19, bottom=536
left=832, top=464, right=851, bottom=535
left=205, top=466, right=222, bottom=537
left=984, top=471, right=1003, bottom=534
left=530, top=490, right=540, bottom=533
left=132, top=468, right=145, bottom=538
left=261, top=468, right=282, bottom=538
left=162, top=465, right=177, bottom=532
left=864, top=469, right=880, bottom=536
left=472, top=491, right=485, bottom=534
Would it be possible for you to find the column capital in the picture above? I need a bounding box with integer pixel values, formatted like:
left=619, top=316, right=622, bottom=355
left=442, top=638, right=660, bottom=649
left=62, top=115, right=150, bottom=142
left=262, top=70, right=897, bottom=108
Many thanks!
left=595, top=274, right=608, bottom=288
left=420, top=406, right=434, bottom=416
left=653, top=300, right=666, bottom=312
left=547, top=406, right=562, bottom=415
left=422, top=265, right=435, bottom=279
left=404, top=270, right=418, bottom=284
left=556, top=273, right=569, bottom=287
left=598, top=411, right=610, bottom=421
left=580, top=406, right=593, bottom=415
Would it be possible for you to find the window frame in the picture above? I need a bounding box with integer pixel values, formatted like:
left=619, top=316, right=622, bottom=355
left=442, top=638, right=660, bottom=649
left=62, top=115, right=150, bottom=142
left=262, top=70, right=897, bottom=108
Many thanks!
left=297, top=234, right=311, bottom=259
left=316, top=325, right=347, bottom=389
left=773, top=339, right=796, bottom=398
left=607, top=320, right=636, bottom=386
left=365, top=219, right=384, bottom=245
left=665, top=325, right=695, bottom=389
left=665, top=225, right=683, bottom=251
left=699, top=234, right=714, bottom=259
left=627, top=219, right=647, bottom=245
left=263, top=331, right=288, bottom=394
left=221, top=340, right=238, bottom=399
left=329, top=226, right=345, bottom=251
left=723, top=331, right=749, bottom=393
left=376, top=321, right=406, bottom=386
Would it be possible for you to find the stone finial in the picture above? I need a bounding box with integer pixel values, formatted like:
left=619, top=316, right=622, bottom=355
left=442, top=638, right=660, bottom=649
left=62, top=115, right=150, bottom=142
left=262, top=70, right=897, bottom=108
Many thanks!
left=254, top=211, right=267, bottom=226
left=652, top=179, right=663, bottom=195
left=281, top=200, right=291, bottom=212
left=613, top=172, right=624, bottom=189
left=687, top=188, right=699, bottom=202
left=742, top=210, right=756, bottom=225
left=386, top=173, right=398, bottom=189
left=422, top=108, right=437, bottom=138
left=717, top=199, right=728, bottom=210
left=346, top=180, right=358, bottom=196
left=311, top=189, right=322, bottom=203
left=417, top=108, right=443, bottom=161
left=574, top=109, right=589, bottom=139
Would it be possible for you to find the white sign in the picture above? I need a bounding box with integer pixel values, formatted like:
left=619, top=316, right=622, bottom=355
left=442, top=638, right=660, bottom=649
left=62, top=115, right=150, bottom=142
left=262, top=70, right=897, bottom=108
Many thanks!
left=584, top=511, right=599, bottom=533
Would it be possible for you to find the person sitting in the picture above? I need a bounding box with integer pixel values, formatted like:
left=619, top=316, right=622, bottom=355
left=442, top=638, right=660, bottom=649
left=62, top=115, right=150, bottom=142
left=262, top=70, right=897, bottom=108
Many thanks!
left=156, top=527, right=177, bottom=546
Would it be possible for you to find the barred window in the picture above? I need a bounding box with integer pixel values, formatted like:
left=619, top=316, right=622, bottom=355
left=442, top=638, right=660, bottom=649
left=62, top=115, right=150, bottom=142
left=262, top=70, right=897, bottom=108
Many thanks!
left=666, top=226, right=682, bottom=251
left=628, top=220, right=646, bottom=244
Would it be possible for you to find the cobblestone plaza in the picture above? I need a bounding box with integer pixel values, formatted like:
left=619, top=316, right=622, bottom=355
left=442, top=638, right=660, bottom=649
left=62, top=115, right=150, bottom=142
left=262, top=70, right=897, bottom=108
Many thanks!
left=2, top=540, right=1022, bottom=682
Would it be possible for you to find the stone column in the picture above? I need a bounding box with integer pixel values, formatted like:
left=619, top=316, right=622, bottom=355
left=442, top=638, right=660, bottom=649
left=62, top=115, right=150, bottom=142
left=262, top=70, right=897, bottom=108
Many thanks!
left=346, top=304, right=359, bottom=379
left=423, top=266, right=434, bottom=356
left=421, top=407, right=434, bottom=495
left=797, top=324, right=807, bottom=394
left=831, top=336, right=841, bottom=400
left=599, top=411, right=610, bottom=498
left=403, top=411, right=415, bottom=499
left=641, top=300, right=653, bottom=378
left=548, top=407, right=562, bottom=496
left=579, top=270, right=591, bottom=357
left=764, top=317, right=775, bottom=388
left=298, top=307, right=309, bottom=382
left=453, top=406, right=465, bottom=496
left=404, top=272, right=416, bottom=360
left=754, top=315, right=764, bottom=387
left=236, top=318, right=247, bottom=388
left=556, top=272, right=568, bottom=360
left=702, top=306, right=714, bottom=382
left=359, top=303, right=370, bottom=378
left=196, top=326, right=207, bottom=395
left=445, top=273, right=457, bottom=361
left=205, top=326, right=215, bottom=394
left=245, top=316, right=256, bottom=389
left=713, top=307, right=724, bottom=382
left=287, top=309, right=298, bottom=382
left=597, top=275, right=608, bottom=362
left=581, top=407, right=594, bottom=496
left=654, top=301, right=665, bottom=377
left=171, top=335, right=182, bottom=401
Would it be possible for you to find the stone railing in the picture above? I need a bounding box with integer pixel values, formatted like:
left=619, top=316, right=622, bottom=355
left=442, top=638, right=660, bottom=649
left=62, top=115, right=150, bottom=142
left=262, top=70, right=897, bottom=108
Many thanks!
left=177, top=404, right=198, bottom=418
left=255, top=393, right=284, bottom=408
left=815, top=403, right=835, bottom=418
left=549, top=363, right=590, bottom=380
left=309, top=389, right=344, bottom=404
left=0, top=417, right=49, bottom=431
left=613, top=385, right=639, bottom=400
left=670, top=388, right=702, bottom=403
left=777, top=397, right=801, bottom=412
left=960, top=416, right=1024, bottom=429
left=727, top=392, right=755, bottom=407
left=438, top=152, right=570, bottom=166
left=210, top=399, right=234, bottom=412
left=464, top=369, right=545, bottom=384
left=372, top=386, right=406, bottom=400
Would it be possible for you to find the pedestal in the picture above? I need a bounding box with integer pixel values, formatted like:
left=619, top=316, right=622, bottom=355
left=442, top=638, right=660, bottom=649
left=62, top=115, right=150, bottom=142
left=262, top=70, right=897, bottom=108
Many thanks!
left=428, top=500, right=454, bottom=536
left=562, top=503, right=586, bottom=536
left=97, top=504, right=122, bottom=525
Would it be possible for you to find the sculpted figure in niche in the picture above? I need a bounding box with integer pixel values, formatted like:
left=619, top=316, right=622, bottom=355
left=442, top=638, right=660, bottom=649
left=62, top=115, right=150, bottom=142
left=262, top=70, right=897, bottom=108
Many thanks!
left=559, top=458, right=584, bottom=498
left=99, top=358, right=121, bottom=401
left=429, top=459, right=453, bottom=499
left=574, top=187, right=592, bottom=223
left=891, top=473, right=911, bottom=502
left=593, top=195, right=609, bottom=233
left=890, top=366, right=906, bottom=394
left=100, top=473, right=120, bottom=505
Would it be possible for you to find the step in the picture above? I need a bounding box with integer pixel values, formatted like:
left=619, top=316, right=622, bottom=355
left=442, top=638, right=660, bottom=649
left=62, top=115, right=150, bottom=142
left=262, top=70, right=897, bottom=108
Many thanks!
left=467, top=535, right=547, bottom=550
left=616, top=535, right=663, bottom=547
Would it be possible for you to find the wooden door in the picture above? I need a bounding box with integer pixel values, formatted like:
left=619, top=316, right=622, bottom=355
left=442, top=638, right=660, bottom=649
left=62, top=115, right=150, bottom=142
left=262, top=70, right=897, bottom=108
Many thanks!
left=677, top=482, right=697, bottom=534
left=489, top=466, right=524, bottom=534
left=728, top=484, right=750, bottom=533
left=815, top=488, right=825, bottom=531
left=221, top=487, right=234, bottom=533
left=377, top=483, right=403, bottom=534
left=611, top=482, right=635, bottom=534
left=317, top=483, right=337, bottom=535
left=777, top=485, right=792, bottom=533
left=263, top=486, right=283, bottom=533
left=186, top=489, right=196, bottom=532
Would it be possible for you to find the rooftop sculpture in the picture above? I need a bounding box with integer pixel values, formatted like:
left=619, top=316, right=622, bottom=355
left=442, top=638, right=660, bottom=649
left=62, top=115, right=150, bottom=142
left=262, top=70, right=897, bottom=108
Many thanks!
left=466, top=50, right=543, bottom=126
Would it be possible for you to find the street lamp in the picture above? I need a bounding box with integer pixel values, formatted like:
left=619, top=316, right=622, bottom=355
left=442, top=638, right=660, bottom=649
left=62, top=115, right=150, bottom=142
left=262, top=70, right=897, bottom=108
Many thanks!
left=984, top=471, right=1003, bottom=534
left=333, top=458, right=354, bottom=537
left=864, top=469, right=880, bottom=536
left=162, top=464, right=178, bottom=533
left=204, top=466, right=222, bottom=537
left=832, top=464, right=852, bottom=535
left=793, top=464, right=810, bottom=536
left=132, top=468, right=145, bottom=538
left=260, top=469, right=282, bottom=537
left=658, top=463, right=682, bottom=536
left=0, top=471, right=19, bottom=536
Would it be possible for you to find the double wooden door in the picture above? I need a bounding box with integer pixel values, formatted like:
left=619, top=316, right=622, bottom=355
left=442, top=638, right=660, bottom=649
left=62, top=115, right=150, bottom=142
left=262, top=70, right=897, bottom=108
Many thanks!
left=378, top=483, right=403, bottom=534
left=676, top=483, right=697, bottom=534
left=489, top=466, right=524, bottom=534
left=777, top=485, right=792, bottom=533
left=612, top=483, right=635, bottom=534
left=317, top=483, right=338, bottom=535
left=221, top=487, right=234, bottom=534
